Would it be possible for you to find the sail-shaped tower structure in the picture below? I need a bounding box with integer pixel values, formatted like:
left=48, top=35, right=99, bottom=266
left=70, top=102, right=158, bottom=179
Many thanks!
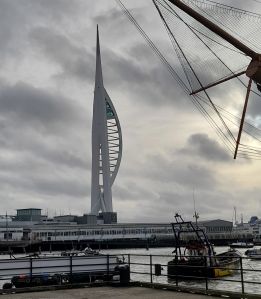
left=91, top=27, right=122, bottom=218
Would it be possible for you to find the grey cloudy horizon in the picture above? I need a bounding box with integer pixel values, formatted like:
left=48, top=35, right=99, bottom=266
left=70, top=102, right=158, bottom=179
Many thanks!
left=0, top=0, right=261, bottom=223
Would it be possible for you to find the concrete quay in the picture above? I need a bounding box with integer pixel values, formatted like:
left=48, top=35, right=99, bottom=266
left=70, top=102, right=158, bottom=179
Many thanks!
left=1, top=284, right=261, bottom=299
left=0, top=286, right=221, bottom=299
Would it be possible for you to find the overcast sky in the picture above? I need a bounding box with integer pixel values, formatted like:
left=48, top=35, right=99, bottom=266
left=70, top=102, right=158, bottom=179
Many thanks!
left=1, top=0, right=261, bottom=223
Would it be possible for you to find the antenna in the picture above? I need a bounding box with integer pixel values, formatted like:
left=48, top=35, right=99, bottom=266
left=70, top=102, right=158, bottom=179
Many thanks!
left=5, top=211, right=8, bottom=242
left=193, top=188, right=199, bottom=226
left=234, top=206, right=237, bottom=225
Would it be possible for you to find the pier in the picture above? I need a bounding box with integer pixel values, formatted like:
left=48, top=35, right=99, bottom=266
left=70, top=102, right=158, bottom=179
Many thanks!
left=0, top=285, right=214, bottom=299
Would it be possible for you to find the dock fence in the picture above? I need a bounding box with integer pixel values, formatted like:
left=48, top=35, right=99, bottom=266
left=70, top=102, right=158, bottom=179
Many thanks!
left=0, top=253, right=260, bottom=297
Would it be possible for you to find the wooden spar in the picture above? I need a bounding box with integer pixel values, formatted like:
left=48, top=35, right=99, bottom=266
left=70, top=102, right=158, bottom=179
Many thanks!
left=234, top=78, right=252, bottom=159
left=166, top=0, right=258, bottom=59
left=190, top=71, right=246, bottom=95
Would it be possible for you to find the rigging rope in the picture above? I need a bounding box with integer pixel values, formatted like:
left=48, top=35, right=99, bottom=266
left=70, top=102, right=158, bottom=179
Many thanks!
left=115, top=0, right=261, bottom=158
left=154, top=0, right=236, bottom=143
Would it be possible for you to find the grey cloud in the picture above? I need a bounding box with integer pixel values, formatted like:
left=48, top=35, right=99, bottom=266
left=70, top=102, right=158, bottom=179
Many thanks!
left=114, top=182, right=156, bottom=201
left=0, top=82, right=90, bottom=183
left=180, top=133, right=231, bottom=162
left=30, top=27, right=94, bottom=81
left=26, top=0, right=84, bottom=21
left=0, top=0, right=259, bottom=221
left=245, top=90, right=261, bottom=121
left=93, top=8, right=125, bottom=28
left=142, top=153, right=216, bottom=189
left=0, top=0, right=27, bottom=60
left=0, top=0, right=84, bottom=63
left=103, top=45, right=190, bottom=108
left=0, top=82, right=82, bottom=129
left=30, top=176, right=89, bottom=198
left=0, top=169, right=89, bottom=199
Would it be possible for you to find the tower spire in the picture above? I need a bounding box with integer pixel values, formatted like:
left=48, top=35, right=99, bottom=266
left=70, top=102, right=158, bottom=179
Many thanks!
left=91, top=26, right=122, bottom=217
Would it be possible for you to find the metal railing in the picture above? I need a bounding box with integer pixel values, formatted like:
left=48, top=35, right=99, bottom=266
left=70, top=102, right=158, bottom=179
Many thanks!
left=1, top=252, right=261, bottom=297
left=121, top=253, right=261, bottom=297
left=0, top=254, right=125, bottom=291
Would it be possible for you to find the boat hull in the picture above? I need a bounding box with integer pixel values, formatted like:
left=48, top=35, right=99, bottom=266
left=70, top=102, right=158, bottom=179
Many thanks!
left=167, top=253, right=240, bottom=279
left=245, top=249, right=261, bottom=260
left=230, top=242, right=254, bottom=249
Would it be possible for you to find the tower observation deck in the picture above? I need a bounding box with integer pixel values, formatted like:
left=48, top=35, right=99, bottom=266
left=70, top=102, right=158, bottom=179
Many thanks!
left=91, top=27, right=122, bottom=217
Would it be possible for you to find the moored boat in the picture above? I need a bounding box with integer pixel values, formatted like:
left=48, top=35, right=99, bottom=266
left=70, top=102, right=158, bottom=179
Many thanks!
left=1, top=250, right=129, bottom=289
left=167, top=214, right=241, bottom=280
left=245, top=248, right=261, bottom=260
left=230, top=242, right=254, bottom=249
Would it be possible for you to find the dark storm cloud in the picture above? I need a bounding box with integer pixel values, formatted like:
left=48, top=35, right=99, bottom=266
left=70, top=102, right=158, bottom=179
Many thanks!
left=179, top=133, right=230, bottom=162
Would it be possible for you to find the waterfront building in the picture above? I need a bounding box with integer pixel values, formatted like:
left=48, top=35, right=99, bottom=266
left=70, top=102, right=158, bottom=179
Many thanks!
left=198, top=219, right=233, bottom=233
left=15, top=208, right=42, bottom=222
left=0, top=215, right=255, bottom=248
left=91, top=26, right=122, bottom=220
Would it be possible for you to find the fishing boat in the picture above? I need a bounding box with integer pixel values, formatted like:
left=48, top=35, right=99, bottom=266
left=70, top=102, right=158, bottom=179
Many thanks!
left=245, top=248, right=261, bottom=260
left=167, top=214, right=241, bottom=280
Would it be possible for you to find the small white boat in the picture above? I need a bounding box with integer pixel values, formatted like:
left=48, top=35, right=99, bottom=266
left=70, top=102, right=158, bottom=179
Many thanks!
left=230, top=242, right=254, bottom=249
left=60, top=247, right=99, bottom=256
left=245, top=248, right=261, bottom=260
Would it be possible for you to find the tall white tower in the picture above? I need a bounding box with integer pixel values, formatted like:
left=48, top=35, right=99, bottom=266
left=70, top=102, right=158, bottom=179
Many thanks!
left=91, top=26, right=122, bottom=216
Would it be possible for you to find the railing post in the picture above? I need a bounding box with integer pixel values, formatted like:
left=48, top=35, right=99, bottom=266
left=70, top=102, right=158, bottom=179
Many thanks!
left=128, top=254, right=130, bottom=268
left=240, top=257, right=245, bottom=295
left=150, top=255, right=153, bottom=283
left=30, top=258, right=33, bottom=284
left=107, top=254, right=110, bottom=279
left=70, top=255, right=73, bottom=283
left=174, top=255, right=178, bottom=286
left=204, top=256, right=208, bottom=291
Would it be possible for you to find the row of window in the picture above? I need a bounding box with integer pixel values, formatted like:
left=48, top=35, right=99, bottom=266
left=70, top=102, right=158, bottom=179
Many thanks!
left=35, top=228, right=173, bottom=238
left=18, top=210, right=40, bottom=215
left=0, top=230, right=23, bottom=233
left=206, top=226, right=231, bottom=232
